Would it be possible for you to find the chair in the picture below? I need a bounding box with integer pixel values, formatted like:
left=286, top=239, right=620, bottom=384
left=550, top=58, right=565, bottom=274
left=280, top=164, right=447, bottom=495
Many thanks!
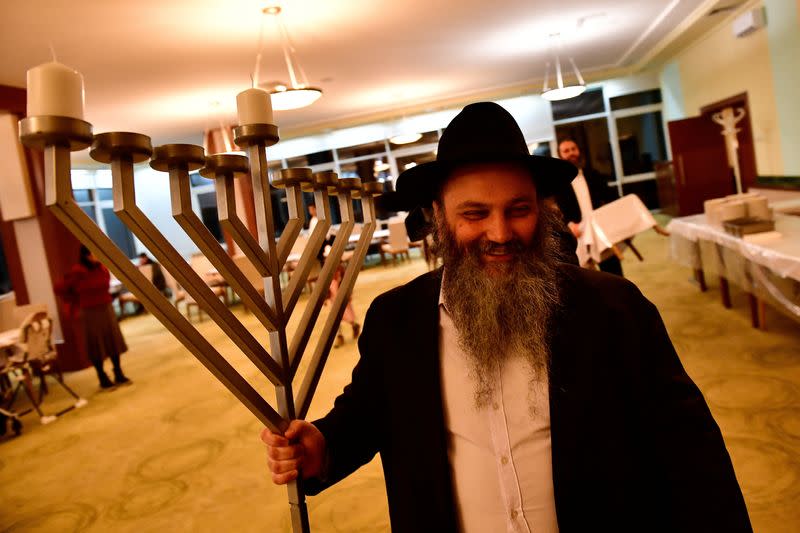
left=283, top=236, right=321, bottom=293
left=14, top=311, right=87, bottom=424
left=118, top=264, right=153, bottom=316
left=161, top=267, right=185, bottom=309
left=422, top=233, right=439, bottom=271
left=0, top=344, right=26, bottom=435
left=380, top=221, right=411, bottom=265
left=186, top=254, right=230, bottom=320
left=232, top=254, right=265, bottom=315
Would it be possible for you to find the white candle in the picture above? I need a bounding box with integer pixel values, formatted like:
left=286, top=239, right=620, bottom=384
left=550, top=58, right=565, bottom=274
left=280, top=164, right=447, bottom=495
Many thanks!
left=236, top=88, right=273, bottom=125
left=26, top=61, right=85, bottom=119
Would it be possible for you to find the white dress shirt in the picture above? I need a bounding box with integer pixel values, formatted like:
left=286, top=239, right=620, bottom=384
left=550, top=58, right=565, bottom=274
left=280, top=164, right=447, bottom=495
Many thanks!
left=571, top=169, right=596, bottom=266
left=439, top=292, right=559, bottom=533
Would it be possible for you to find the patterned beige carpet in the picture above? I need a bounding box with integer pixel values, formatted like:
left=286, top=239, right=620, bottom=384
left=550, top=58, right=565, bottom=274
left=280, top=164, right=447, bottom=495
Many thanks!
left=1, top=227, right=798, bottom=532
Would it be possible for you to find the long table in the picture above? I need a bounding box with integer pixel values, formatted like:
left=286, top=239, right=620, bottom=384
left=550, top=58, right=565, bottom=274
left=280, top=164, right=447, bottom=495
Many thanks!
left=667, top=213, right=800, bottom=328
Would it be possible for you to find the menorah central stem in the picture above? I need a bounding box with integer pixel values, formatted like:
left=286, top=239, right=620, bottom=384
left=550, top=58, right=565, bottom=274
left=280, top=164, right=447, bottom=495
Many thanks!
left=246, top=141, right=310, bottom=533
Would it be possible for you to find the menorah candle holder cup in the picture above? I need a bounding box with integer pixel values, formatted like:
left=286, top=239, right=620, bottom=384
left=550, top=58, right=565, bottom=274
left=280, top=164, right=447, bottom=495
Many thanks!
left=90, top=132, right=153, bottom=164
left=19, top=115, right=93, bottom=151
left=232, top=123, right=279, bottom=148
left=200, top=153, right=250, bottom=177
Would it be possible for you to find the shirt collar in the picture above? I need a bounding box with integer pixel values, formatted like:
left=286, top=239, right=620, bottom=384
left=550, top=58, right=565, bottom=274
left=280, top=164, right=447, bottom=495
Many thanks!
left=438, top=268, right=449, bottom=313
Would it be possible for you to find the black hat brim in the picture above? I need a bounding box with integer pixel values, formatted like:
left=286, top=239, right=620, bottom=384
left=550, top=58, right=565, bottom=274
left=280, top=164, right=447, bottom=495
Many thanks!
left=396, top=154, right=578, bottom=210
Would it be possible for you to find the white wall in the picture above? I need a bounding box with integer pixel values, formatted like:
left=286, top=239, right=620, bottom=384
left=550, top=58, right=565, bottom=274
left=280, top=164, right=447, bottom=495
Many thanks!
left=662, top=0, right=783, bottom=175
left=131, top=165, right=199, bottom=259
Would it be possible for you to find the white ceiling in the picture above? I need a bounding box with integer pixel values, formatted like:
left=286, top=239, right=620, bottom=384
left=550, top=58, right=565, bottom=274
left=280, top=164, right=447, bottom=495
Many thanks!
left=0, top=0, right=733, bottom=147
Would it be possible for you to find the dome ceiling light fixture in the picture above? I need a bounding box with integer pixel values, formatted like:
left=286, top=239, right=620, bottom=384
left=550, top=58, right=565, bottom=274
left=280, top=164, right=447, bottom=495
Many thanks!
left=389, top=113, right=423, bottom=145
left=541, top=32, right=586, bottom=102
left=389, top=132, right=423, bottom=145
left=254, top=5, right=322, bottom=111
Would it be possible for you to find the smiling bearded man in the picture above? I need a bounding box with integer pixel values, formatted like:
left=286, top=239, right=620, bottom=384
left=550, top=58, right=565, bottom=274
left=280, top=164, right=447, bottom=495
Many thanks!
left=434, top=164, right=563, bottom=409
left=261, top=102, right=752, bottom=533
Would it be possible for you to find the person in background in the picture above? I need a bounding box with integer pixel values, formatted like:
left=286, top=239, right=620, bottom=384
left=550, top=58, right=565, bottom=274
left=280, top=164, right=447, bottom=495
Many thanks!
left=306, top=203, right=319, bottom=235
left=327, top=263, right=361, bottom=348
left=306, top=201, right=360, bottom=347
left=260, top=102, right=750, bottom=532
left=56, top=245, right=131, bottom=389
left=556, top=138, right=623, bottom=276
left=137, top=252, right=167, bottom=294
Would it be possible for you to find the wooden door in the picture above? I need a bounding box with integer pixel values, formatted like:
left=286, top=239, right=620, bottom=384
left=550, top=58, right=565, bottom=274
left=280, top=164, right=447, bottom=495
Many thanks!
left=667, top=92, right=758, bottom=216
left=667, top=115, right=732, bottom=216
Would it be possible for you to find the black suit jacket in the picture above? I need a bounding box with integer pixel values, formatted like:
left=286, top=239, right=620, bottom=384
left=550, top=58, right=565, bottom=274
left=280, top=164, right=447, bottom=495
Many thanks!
left=307, top=265, right=752, bottom=532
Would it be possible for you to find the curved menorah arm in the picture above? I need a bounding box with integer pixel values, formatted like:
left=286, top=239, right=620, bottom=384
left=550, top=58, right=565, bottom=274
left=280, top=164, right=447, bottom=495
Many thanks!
left=288, top=180, right=360, bottom=377
left=276, top=181, right=305, bottom=269
left=164, top=161, right=278, bottom=331
left=104, top=142, right=283, bottom=386
left=295, top=188, right=379, bottom=419
left=204, top=155, right=271, bottom=277
left=23, top=131, right=286, bottom=433
left=281, top=174, right=335, bottom=317
left=243, top=143, right=279, bottom=265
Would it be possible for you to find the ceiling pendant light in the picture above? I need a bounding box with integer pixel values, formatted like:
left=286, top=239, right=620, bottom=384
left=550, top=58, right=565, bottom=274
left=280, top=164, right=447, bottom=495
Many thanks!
left=254, top=5, right=322, bottom=111
left=541, top=33, right=586, bottom=101
left=389, top=114, right=422, bottom=145
left=389, top=132, right=422, bottom=145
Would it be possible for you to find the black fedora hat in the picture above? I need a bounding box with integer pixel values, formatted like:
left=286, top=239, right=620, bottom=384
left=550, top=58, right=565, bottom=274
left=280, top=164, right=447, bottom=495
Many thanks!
left=395, top=102, right=577, bottom=208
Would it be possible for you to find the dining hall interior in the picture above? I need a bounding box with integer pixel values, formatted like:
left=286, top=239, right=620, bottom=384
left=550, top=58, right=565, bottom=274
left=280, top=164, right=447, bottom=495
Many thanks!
left=0, top=0, right=799, bottom=531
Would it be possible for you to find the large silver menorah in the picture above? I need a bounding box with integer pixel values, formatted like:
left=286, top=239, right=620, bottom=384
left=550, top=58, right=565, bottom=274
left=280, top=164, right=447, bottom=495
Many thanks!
left=19, top=115, right=381, bottom=532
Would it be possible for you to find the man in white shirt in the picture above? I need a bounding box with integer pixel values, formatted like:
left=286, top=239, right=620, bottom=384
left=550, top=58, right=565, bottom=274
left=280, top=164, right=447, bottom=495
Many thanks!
left=556, top=138, right=623, bottom=275
left=306, top=203, right=318, bottom=235
left=261, top=102, right=751, bottom=532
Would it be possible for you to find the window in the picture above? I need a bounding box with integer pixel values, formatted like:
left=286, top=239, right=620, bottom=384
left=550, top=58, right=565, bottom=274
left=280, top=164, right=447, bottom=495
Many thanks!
left=336, top=140, right=387, bottom=161
left=197, top=192, right=224, bottom=243
left=555, top=118, right=616, bottom=179
left=73, top=189, right=93, bottom=202
left=287, top=150, right=334, bottom=167
left=610, top=89, right=662, bottom=111
left=97, top=188, right=114, bottom=201
left=551, top=88, right=605, bottom=121
left=190, top=171, right=213, bottom=188
left=616, top=111, right=667, bottom=175
left=338, top=159, right=378, bottom=182
left=102, top=208, right=137, bottom=258
left=69, top=173, right=137, bottom=257
left=79, top=205, right=97, bottom=223
left=550, top=85, right=668, bottom=209
left=74, top=189, right=97, bottom=223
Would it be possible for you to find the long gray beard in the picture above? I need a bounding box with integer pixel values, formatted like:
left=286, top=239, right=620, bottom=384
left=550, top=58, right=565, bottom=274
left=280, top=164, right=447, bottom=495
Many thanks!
left=436, top=205, right=563, bottom=410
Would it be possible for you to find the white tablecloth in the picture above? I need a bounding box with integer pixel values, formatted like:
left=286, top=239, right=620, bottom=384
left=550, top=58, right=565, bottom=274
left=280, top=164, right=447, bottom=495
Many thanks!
left=667, top=214, right=800, bottom=282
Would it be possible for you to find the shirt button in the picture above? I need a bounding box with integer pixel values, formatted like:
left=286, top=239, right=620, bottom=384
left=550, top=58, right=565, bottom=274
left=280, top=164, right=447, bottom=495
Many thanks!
left=511, top=509, right=518, bottom=519
left=501, top=455, right=509, bottom=465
